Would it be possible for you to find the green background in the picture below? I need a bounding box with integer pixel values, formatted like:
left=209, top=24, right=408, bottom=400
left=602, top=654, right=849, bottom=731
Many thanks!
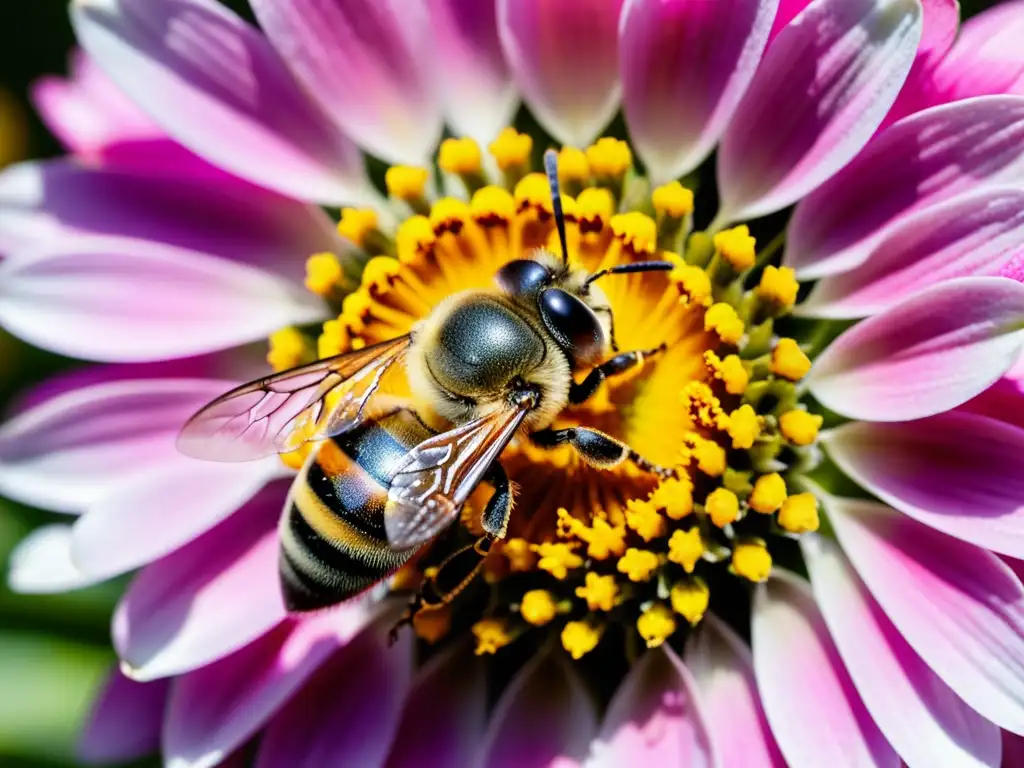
left=0, top=1, right=1004, bottom=765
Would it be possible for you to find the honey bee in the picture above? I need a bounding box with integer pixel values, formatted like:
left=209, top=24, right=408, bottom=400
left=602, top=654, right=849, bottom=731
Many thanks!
left=178, top=151, right=675, bottom=612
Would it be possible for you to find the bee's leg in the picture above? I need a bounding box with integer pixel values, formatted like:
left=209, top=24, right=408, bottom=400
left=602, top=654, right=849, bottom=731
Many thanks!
left=569, top=344, right=667, bottom=405
left=530, top=426, right=673, bottom=479
left=479, top=461, right=513, bottom=540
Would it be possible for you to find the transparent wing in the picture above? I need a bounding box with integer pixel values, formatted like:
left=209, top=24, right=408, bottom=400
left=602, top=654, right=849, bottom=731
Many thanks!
left=384, top=404, right=530, bottom=551
left=177, top=336, right=410, bottom=462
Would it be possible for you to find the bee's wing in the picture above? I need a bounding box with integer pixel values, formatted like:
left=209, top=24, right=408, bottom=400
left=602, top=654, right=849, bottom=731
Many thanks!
left=177, top=336, right=410, bottom=462
left=384, top=405, right=530, bottom=551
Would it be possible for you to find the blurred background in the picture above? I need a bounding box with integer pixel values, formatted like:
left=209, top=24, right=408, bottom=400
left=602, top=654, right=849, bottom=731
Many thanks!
left=0, top=0, right=1004, bottom=766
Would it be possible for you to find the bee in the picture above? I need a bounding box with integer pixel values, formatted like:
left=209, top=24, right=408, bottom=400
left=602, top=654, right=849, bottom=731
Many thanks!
left=178, top=151, right=676, bottom=613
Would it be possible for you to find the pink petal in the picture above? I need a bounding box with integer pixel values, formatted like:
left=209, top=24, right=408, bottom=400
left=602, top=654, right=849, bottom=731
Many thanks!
left=113, top=492, right=287, bottom=681
left=767, top=1, right=810, bottom=45
left=684, top=615, right=785, bottom=768
left=822, top=413, right=1024, bottom=558
left=752, top=570, right=899, bottom=767
left=249, top=0, right=442, bottom=166
left=806, top=277, right=1024, bottom=422
left=1006, top=730, right=1024, bottom=768
left=478, top=651, right=599, bottom=768
left=256, top=625, right=412, bottom=768
left=589, top=646, right=717, bottom=767
left=71, top=0, right=369, bottom=205
left=78, top=668, right=168, bottom=765
left=716, top=0, right=923, bottom=222
left=619, top=0, right=778, bottom=183
left=800, top=186, right=1024, bottom=318
left=786, top=95, right=1024, bottom=279
left=427, top=0, right=517, bottom=144
left=7, top=524, right=102, bottom=594
left=497, top=0, right=624, bottom=147
left=0, top=378, right=230, bottom=513
left=824, top=494, right=1024, bottom=735
left=803, top=534, right=1002, bottom=768
left=385, top=645, right=487, bottom=768
left=961, top=375, right=1024, bottom=432
left=164, top=603, right=378, bottom=768
left=0, top=238, right=325, bottom=363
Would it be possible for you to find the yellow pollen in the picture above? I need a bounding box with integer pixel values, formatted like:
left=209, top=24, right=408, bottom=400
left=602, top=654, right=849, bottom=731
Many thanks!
left=558, top=146, right=590, bottom=182
left=681, top=382, right=727, bottom=430
left=514, top=172, right=554, bottom=210
left=652, top=181, right=695, bottom=218
left=557, top=508, right=626, bottom=560
left=488, top=127, right=533, bottom=170
left=750, top=473, right=788, bottom=514
left=727, top=404, right=762, bottom=450
left=471, top=185, right=516, bottom=223
left=757, top=265, right=800, bottom=308
left=705, top=303, right=745, bottom=345
left=713, top=225, right=756, bottom=270
left=779, top=409, right=823, bottom=446
left=625, top=499, right=666, bottom=542
left=361, top=256, right=401, bottom=293
left=317, top=318, right=346, bottom=359
left=472, top=618, right=513, bottom=655
left=671, top=579, right=710, bottom=625
left=705, top=351, right=749, bottom=395
left=637, top=603, right=676, bottom=648
left=561, top=620, right=603, bottom=660
left=706, top=487, right=741, bottom=528
left=649, top=476, right=694, bottom=520
left=771, top=338, right=812, bottom=380
left=778, top=492, right=820, bottom=534
left=732, top=540, right=773, bottom=583
left=503, top=538, right=537, bottom=572
left=671, top=264, right=713, bottom=307
left=438, top=137, right=482, bottom=175
left=533, top=542, right=583, bottom=580
left=304, top=252, right=344, bottom=297
left=340, top=291, right=372, bottom=334
left=686, top=434, right=727, bottom=477
left=667, top=528, right=704, bottom=573
left=395, top=215, right=436, bottom=264
left=610, top=212, right=657, bottom=254
left=429, top=197, right=470, bottom=232
left=267, top=327, right=309, bottom=372
left=279, top=449, right=307, bottom=472
left=520, top=590, right=559, bottom=626
left=618, top=548, right=660, bottom=582
left=576, top=573, right=619, bottom=612
left=412, top=603, right=451, bottom=644
left=385, top=165, right=430, bottom=201
left=575, top=187, right=614, bottom=229
left=586, top=137, right=632, bottom=177
left=337, top=208, right=379, bottom=247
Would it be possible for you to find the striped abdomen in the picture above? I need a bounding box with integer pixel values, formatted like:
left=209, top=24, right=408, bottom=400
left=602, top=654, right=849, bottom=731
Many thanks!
left=279, top=409, right=434, bottom=612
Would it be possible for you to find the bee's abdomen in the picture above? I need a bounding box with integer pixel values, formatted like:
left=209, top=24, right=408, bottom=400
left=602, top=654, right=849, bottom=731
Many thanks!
left=279, top=411, right=432, bottom=612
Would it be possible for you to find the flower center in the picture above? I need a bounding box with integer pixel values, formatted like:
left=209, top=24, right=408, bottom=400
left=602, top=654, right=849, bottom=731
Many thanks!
left=270, top=129, right=824, bottom=660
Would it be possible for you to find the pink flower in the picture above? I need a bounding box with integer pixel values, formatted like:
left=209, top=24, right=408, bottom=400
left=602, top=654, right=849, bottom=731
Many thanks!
left=2, top=1, right=1024, bottom=766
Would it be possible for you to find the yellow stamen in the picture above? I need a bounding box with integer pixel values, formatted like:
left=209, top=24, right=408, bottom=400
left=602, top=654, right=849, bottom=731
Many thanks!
left=687, top=434, right=727, bottom=477
left=533, top=542, right=583, bottom=580
left=413, top=603, right=451, bottom=644
left=267, top=327, right=310, bottom=372
left=586, top=138, right=632, bottom=178
left=503, top=538, right=537, bottom=572
left=779, top=409, right=823, bottom=446
left=337, top=208, right=379, bottom=247
left=617, top=548, right=660, bottom=582
left=625, top=499, right=666, bottom=542
left=361, top=256, right=401, bottom=294
left=671, top=578, right=710, bottom=625
left=438, top=137, right=482, bottom=175
left=395, top=215, right=436, bottom=264
left=704, top=303, right=745, bottom=345
left=757, top=265, right=799, bottom=308
left=732, top=540, right=772, bottom=583
left=575, top=187, right=614, bottom=232
left=488, top=127, right=533, bottom=170
left=558, top=146, right=590, bottom=183
left=706, top=487, right=741, bottom=528
left=471, top=185, right=516, bottom=224
left=652, top=181, right=695, bottom=218
left=671, top=264, right=713, bottom=307
left=514, top=172, right=554, bottom=211
left=611, top=212, right=657, bottom=254
left=317, top=318, right=347, bottom=359
left=304, top=252, right=344, bottom=297
left=649, top=476, right=694, bottom=520
left=557, top=508, right=626, bottom=560
left=667, top=528, right=704, bottom=573
left=726, top=404, right=762, bottom=450
left=713, top=225, right=756, bottom=271
left=637, top=603, right=676, bottom=648
left=576, top=573, right=619, bottom=612
left=473, top=618, right=513, bottom=655
left=771, top=338, right=812, bottom=381
left=750, top=473, right=787, bottom=514
left=429, top=197, right=470, bottom=233
left=520, top=590, right=559, bottom=626
left=705, top=351, right=749, bottom=395
left=681, top=382, right=728, bottom=430
left=385, top=165, right=430, bottom=202
left=778, top=492, right=820, bottom=534
left=561, top=620, right=603, bottom=659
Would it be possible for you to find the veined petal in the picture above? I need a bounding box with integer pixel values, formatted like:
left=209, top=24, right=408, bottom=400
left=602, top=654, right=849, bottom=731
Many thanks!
left=165, top=603, right=378, bottom=768
left=824, top=495, right=1024, bottom=735
left=71, top=0, right=369, bottom=205
left=588, top=646, right=718, bottom=767
left=497, top=0, right=624, bottom=147
left=620, top=0, right=779, bottom=183
left=78, top=668, right=168, bottom=765
left=803, top=534, right=1002, bottom=768
left=7, top=524, right=102, bottom=594
left=822, top=414, right=1024, bottom=558
left=752, top=570, right=898, bottom=768
left=249, top=0, right=442, bottom=166
left=0, top=378, right=230, bottom=513
left=786, top=96, right=1024, bottom=280
left=717, top=0, right=923, bottom=222
left=113, top=490, right=286, bottom=681
left=478, top=650, right=599, bottom=768
left=427, top=0, right=517, bottom=145
left=806, top=277, right=1024, bottom=422
left=684, top=615, right=785, bottom=768
left=0, top=238, right=325, bottom=363
left=800, top=187, right=1024, bottom=318
left=256, top=625, right=412, bottom=768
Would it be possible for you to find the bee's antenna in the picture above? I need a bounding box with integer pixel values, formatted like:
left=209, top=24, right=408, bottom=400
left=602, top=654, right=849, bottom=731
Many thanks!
left=544, top=149, right=569, bottom=264
left=585, top=261, right=676, bottom=286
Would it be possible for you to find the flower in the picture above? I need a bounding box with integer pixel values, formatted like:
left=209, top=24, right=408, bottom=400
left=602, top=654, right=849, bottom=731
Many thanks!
left=2, top=0, right=1024, bottom=766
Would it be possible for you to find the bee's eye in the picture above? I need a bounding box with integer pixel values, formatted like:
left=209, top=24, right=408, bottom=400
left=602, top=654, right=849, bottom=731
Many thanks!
left=539, top=288, right=605, bottom=366
left=496, top=260, right=552, bottom=296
